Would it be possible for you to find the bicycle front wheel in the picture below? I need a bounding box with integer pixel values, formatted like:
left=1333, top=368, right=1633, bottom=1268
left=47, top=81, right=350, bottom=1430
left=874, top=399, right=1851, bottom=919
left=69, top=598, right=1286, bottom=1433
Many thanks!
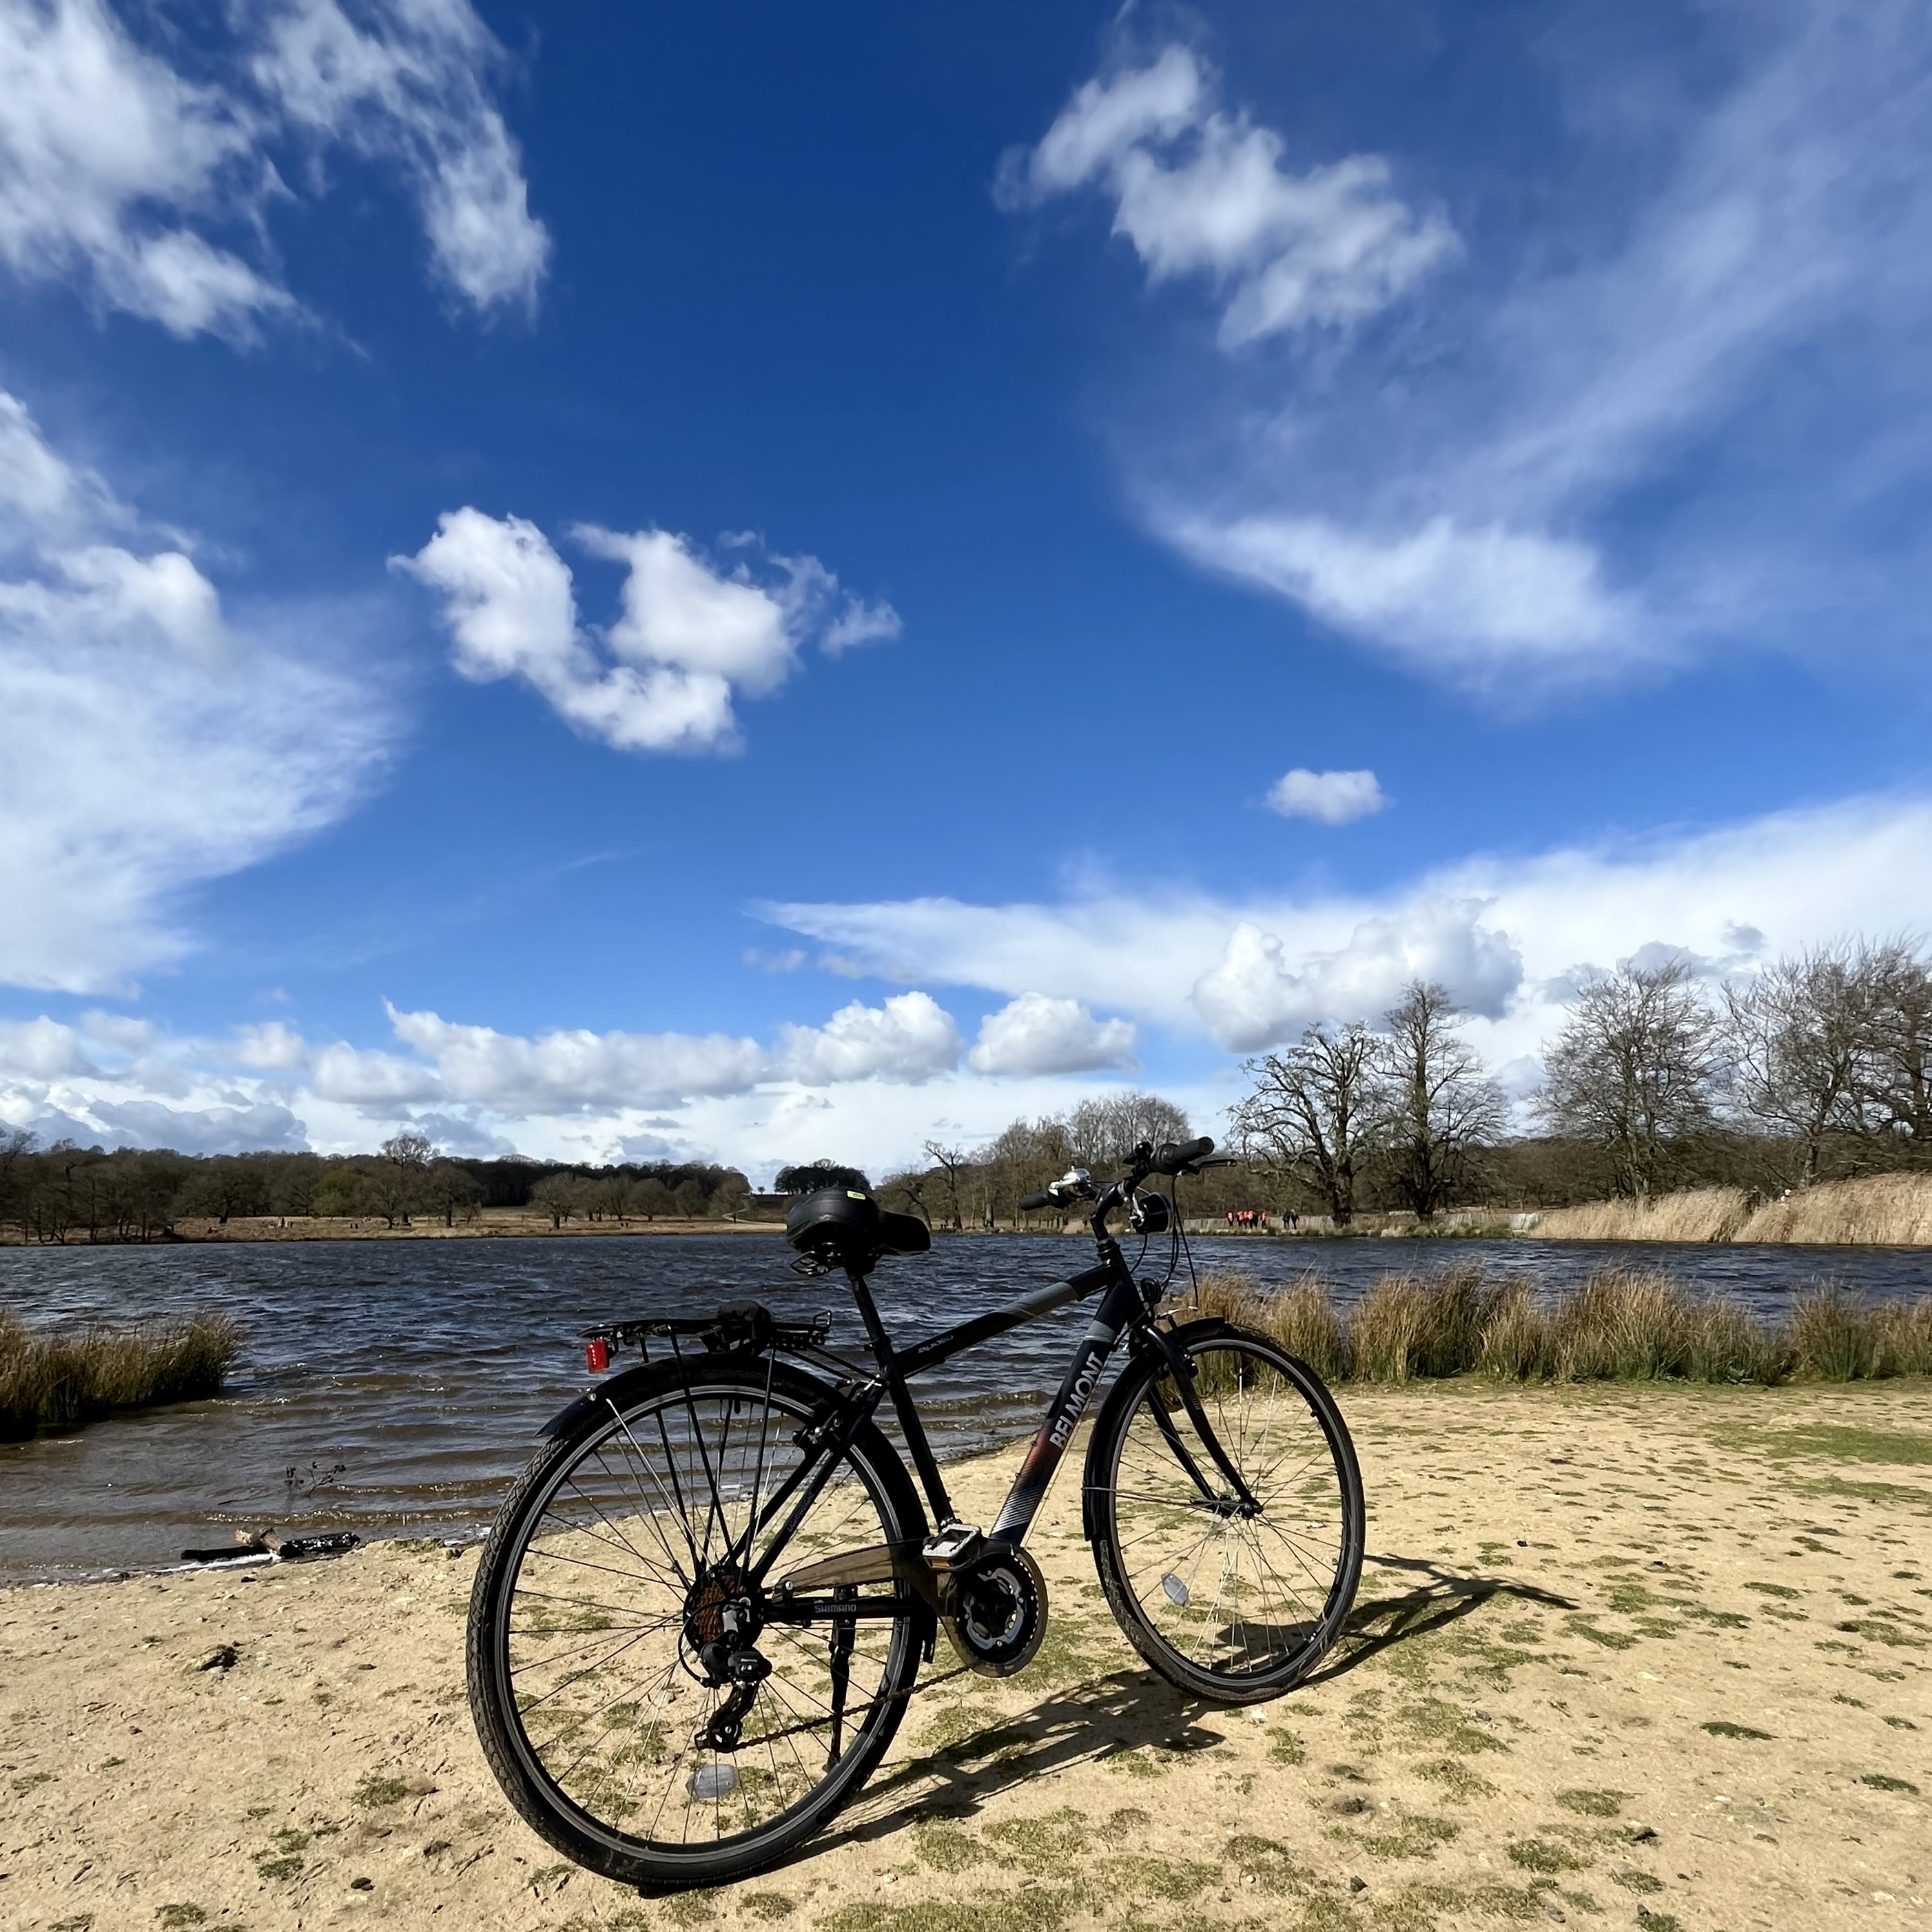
left=467, top=1356, right=931, bottom=1890
left=1087, top=1324, right=1363, bottom=1703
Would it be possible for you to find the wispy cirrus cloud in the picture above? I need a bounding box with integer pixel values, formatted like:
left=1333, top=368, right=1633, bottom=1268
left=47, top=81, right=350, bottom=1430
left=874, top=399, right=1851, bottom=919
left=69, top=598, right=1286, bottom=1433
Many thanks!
left=1013, top=6, right=1932, bottom=690
left=0, top=389, right=391, bottom=993
left=0, top=0, right=548, bottom=338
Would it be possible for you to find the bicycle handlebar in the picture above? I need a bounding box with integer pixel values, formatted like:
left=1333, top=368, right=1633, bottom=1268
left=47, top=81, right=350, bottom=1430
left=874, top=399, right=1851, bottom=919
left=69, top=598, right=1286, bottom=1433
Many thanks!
left=1018, top=1189, right=1055, bottom=1212
left=1151, top=1136, right=1214, bottom=1176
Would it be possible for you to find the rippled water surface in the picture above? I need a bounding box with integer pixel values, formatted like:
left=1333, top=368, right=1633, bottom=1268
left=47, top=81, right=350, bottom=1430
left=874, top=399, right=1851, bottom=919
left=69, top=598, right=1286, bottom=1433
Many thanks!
left=2, top=1231, right=1926, bottom=1581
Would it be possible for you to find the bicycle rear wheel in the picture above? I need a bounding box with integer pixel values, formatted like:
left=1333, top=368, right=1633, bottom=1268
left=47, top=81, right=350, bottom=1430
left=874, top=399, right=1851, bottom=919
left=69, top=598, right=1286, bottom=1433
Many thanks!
left=1087, top=1323, right=1363, bottom=1703
left=467, top=1356, right=931, bottom=1889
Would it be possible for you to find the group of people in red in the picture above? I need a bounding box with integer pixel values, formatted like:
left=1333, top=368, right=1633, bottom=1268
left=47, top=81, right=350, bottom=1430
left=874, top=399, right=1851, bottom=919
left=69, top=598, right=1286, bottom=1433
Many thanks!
left=1225, top=1209, right=1269, bottom=1230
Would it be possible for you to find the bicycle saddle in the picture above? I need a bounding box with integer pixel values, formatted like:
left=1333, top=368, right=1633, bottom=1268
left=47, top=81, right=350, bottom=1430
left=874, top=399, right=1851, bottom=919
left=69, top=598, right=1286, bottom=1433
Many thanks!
left=785, top=1186, right=932, bottom=1270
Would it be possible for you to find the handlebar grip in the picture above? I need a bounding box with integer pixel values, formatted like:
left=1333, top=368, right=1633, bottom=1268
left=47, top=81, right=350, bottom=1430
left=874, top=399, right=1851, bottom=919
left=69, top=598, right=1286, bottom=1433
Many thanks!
left=1152, top=1135, right=1215, bottom=1175
left=1018, top=1191, right=1056, bottom=1211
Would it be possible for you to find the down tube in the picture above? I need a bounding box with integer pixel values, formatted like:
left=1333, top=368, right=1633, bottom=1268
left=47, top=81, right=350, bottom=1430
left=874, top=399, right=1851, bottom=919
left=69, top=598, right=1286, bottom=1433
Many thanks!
left=989, top=1271, right=1143, bottom=1544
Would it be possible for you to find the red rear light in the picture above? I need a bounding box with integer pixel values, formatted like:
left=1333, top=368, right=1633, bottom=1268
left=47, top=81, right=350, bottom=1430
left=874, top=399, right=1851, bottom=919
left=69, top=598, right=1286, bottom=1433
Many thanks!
left=585, top=1338, right=610, bottom=1374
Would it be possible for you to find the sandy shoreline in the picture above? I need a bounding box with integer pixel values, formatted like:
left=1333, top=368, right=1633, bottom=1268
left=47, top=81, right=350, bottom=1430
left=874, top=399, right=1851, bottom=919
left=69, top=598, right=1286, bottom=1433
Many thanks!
left=3, top=1381, right=1929, bottom=1931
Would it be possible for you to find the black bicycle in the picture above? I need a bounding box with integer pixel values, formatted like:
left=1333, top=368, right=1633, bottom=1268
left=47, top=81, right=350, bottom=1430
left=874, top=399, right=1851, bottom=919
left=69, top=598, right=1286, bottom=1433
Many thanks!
left=466, top=1136, right=1364, bottom=1889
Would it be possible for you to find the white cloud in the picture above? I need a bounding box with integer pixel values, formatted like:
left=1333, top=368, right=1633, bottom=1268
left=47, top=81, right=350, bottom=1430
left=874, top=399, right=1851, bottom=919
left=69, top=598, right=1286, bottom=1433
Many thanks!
left=255, top=0, right=549, bottom=314
left=1189, top=903, right=1523, bottom=1051
left=1028, top=12, right=1932, bottom=688
left=0, top=1014, right=94, bottom=1078
left=766, top=792, right=1932, bottom=1062
left=1004, top=45, right=1456, bottom=348
left=400, top=509, right=896, bottom=755
left=774, top=992, right=961, bottom=1085
left=0, top=389, right=389, bottom=993
left=1172, top=514, right=1634, bottom=679
left=1265, top=766, right=1387, bottom=825
left=0, top=0, right=546, bottom=336
left=968, top=993, right=1137, bottom=1078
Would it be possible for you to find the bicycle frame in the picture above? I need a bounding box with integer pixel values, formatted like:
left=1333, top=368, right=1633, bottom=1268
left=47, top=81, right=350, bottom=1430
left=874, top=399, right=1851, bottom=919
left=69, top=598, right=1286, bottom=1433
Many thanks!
left=845, top=1244, right=1138, bottom=1549
left=579, top=1224, right=1257, bottom=1618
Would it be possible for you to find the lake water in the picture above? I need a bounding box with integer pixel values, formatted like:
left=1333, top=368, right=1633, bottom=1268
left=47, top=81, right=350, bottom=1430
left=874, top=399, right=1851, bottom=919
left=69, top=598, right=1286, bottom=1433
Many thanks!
left=2, top=1231, right=1926, bottom=1582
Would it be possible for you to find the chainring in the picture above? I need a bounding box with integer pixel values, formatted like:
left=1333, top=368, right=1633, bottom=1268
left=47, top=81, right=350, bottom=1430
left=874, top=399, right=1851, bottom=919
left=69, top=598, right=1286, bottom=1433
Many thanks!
left=941, top=1547, right=1049, bottom=1678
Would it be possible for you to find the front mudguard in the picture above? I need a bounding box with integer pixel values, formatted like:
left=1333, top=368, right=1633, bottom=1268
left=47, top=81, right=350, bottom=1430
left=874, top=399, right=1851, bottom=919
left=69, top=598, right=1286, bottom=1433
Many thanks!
left=1080, top=1315, right=1242, bottom=1543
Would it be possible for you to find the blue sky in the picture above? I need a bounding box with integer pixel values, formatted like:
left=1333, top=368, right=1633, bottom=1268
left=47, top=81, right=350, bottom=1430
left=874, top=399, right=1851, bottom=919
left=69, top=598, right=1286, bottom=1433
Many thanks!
left=3, top=0, right=1931, bottom=1179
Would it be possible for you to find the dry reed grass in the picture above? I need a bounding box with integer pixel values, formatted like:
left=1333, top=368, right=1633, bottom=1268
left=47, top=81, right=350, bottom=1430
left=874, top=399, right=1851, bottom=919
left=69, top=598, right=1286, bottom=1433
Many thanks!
left=1186, top=1266, right=1931, bottom=1386
left=0, top=1308, right=243, bottom=1439
left=1529, top=1186, right=1751, bottom=1244
left=1734, top=1171, right=1932, bottom=1245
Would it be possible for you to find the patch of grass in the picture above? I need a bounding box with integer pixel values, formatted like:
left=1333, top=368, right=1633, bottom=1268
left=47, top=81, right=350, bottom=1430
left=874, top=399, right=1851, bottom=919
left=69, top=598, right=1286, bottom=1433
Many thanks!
left=254, top=1854, right=304, bottom=1883
left=1394, top=1698, right=1509, bottom=1756
left=1554, top=1789, right=1629, bottom=1818
left=819, top=1887, right=1080, bottom=1932
left=1742, top=1581, right=1800, bottom=1600
left=1108, top=1855, right=1223, bottom=1901
left=353, top=1772, right=409, bottom=1807
left=1268, top=1727, right=1308, bottom=1765
left=1226, top=1836, right=1313, bottom=1886
left=1700, top=1720, right=1773, bottom=1740
left=744, top=1897, right=796, bottom=1922
left=1857, top=1773, right=1920, bottom=1794
left=1611, top=1869, right=1663, bottom=1895
left=1411, top=1758, right=1497, bottom=1801
left=156, top=1909, right=207, bottom=1929
left=1634, top=1911, right=1684, bottom=1932
left=1335, top=1812, right=1461, bottom=1860
left=1507, top=1838, right=1591, bottom=1874
left=1102, top=1807, right=1150, bottom=1842
left=912, top=1826, right=984, bottom=1873
left=1565, top=1618, right=1638, bottom=1652
left=0, top=1307, right=243, bottom=1438
left=985, top=1810, right=1086, bottom=1858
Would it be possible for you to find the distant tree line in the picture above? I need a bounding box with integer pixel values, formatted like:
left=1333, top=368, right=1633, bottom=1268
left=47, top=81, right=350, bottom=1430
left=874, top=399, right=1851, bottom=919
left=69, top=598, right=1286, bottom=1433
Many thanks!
left=864, top=936, right=1932, bottom=1231
left=0, top=1129, right=753, bottom=1245
left=6, top=934, right=1929, bottom=1244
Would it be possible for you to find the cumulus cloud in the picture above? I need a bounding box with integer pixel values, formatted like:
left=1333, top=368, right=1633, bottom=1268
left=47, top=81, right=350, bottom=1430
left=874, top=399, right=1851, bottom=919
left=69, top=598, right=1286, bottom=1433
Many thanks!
left=967, top=993, right=1137, bottom=1078
left=774, top=993, right=961, bottom=1086
left=1003, top=45, right=1457, bottom=348
left=1265, top=766, right=1387, bottom=825
left=1189, top=903, right=1523, bottom=1051
left=0, top=390, right=389, bottom=993
left=0, top=0, right=546, bottom=336
left=399, top=509, right=896, bottom=754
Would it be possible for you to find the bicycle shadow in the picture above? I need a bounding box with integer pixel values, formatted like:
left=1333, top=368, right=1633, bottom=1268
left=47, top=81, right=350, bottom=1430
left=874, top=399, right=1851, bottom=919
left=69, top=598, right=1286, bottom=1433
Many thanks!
left=769, top=1551, right=1577, bottom=1878
left=812, top=1665, right=1230, bottom=1860
left=1304, top=1550, right=1578, bottom=1686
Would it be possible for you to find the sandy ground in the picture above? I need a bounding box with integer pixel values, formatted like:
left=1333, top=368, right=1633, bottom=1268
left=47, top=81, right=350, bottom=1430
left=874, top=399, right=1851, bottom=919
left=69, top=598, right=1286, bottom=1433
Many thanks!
left=3, top=1380, right=1928, bottom=1932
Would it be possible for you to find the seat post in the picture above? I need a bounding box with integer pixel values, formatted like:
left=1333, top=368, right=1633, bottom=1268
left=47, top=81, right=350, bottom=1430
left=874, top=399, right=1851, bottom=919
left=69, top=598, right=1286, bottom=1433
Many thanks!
left=847, top=1268, right=955, bottom=1528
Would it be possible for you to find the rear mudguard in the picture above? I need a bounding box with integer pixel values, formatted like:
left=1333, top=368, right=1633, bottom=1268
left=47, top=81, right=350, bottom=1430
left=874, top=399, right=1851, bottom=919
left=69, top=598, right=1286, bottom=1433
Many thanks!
left=539, top=1363, right=665, bottom=1439
left=1080, top=1315, right=1240, bottom=1543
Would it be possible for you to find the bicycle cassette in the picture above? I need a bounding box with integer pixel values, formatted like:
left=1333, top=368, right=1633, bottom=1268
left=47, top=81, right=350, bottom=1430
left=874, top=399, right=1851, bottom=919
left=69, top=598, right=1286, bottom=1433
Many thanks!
left=941, top=1547, right=1048, bottom=1677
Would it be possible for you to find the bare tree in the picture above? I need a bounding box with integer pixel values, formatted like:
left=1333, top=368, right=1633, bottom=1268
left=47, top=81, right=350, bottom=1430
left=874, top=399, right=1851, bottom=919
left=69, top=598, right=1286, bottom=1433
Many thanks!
left=1539, top=958, right=1723, bottom=1199
left=922, top=1142, right=971, bottom=1231
left=1723, top=944, right=1880, bottom=1184
left=1231, top=1023, right=1383, bottom=1226
left=1861, top=941, right=1932, bottom=1149
left=1377, top=980, right=1508, bottom=1219
left=529, top=1171, right=580, bottom=1229
left=427, top=1159, right=483, bottom=1226
left=1065, top=1093, right=1190, bottom=1169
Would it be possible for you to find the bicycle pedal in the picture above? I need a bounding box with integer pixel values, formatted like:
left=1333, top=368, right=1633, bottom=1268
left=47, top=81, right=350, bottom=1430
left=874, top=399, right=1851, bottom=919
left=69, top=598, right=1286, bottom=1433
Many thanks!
left=921, top=1522, right=984, bottom=1572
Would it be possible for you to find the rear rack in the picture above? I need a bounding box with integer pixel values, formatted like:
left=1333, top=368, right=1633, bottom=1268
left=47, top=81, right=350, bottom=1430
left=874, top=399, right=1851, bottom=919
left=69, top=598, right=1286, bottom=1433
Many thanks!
left=577, top=1300, right=831, bottom=1371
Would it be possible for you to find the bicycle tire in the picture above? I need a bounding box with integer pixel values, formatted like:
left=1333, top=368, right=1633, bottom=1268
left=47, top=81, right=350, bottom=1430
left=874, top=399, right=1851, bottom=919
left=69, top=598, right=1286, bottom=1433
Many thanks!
left=467, top=1355, right=932, bottom=1890
left=1085, top=1321, right=1364, bottom=1703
